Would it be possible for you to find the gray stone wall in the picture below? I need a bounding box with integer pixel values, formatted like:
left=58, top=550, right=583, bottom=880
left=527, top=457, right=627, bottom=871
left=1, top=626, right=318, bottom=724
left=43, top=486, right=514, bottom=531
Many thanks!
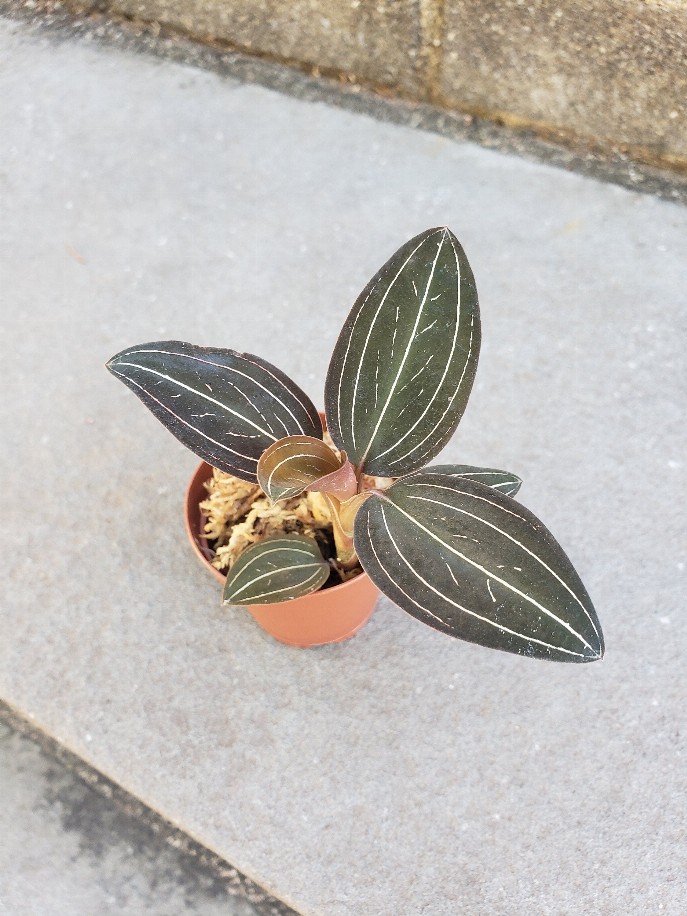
left=439, top=1, right=687, bottom=163
left=69, top=0, right=687, bottom=166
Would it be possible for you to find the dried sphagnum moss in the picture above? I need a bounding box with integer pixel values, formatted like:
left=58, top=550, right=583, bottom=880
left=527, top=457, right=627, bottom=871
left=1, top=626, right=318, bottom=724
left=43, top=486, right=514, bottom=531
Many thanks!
left=199, top=467, right=363, bottom=584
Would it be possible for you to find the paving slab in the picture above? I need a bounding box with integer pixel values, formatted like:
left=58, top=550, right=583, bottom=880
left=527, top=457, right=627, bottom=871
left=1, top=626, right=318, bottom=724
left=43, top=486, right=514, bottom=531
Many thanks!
left=1, top=15, right=686, bottom=915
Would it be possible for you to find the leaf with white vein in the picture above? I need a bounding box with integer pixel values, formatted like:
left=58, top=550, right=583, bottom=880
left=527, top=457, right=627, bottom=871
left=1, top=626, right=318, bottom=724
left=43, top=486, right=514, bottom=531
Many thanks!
left=222, top=535, right=330, bottom=605
left=106, top=341, right=322, bottom=481
left=257, top=436, right=343, bottom=502
left=353, top=471, right=603, bottom=662
left=420, top=464, right=522, bottom=497
left=325, top=227, right=480, bottom=477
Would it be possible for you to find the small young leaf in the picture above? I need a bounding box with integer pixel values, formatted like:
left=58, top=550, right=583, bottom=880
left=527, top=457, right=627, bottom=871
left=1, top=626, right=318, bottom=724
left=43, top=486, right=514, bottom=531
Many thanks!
left=258, top=436, right=343, bottom=502
left=325, top=228, right=481, bottom=477
left=107, top=341, right=322, bottom=481
left=353, top=472, right=603, bottom=662
left=222, top=535, right=330, bottom=606
left=308, top=457, right=358, bottom=501
left=421, top=464, right=522, bottom=497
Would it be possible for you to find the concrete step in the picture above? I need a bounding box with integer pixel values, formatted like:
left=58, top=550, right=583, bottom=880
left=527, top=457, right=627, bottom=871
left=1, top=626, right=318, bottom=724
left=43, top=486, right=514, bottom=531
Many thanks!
left=0, top=712, right=292, bottom=915
left=60, top=0, right=687, bottom=170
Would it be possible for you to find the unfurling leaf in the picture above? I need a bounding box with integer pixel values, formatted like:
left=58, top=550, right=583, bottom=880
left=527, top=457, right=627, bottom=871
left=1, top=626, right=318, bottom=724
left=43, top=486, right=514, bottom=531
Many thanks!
left=258, top=436, right=343, bottom=502
left=420, top=464, right=522, bottom=497
left=106, top=341, right=322, bottom=481
left=308, top=458, right=358, bottom=501
left=325, top=227, right=480, bottom=477
left=354, top=472, right=603, bottom=662
left=222, top=535, right=330, bottom=606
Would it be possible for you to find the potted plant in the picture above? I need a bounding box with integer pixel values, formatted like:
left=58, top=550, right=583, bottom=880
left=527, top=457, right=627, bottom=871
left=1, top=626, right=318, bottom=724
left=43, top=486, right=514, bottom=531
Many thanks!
left=107, top=227, right=604, bottom=660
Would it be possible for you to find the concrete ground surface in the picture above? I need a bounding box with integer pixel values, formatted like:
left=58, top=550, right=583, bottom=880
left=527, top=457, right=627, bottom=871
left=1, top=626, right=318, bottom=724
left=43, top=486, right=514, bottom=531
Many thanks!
left=0, top=13, right=686, bottom=916
left=0, top=721, right=279, bottom=915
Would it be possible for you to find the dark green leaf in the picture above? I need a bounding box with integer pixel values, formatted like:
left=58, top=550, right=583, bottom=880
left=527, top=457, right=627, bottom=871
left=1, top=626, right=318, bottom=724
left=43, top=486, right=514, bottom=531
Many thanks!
left=107, top=341, right=322, bottom=480
left=222, top=535, right=330, bottom=606
left=421, top=464, right=522, bottom=497
left=354, top=472, right=603, bottom=662
left=325, top=228, right=480, bottom=477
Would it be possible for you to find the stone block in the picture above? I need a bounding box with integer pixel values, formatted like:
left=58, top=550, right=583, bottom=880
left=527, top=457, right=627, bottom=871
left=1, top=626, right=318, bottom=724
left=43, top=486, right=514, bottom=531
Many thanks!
left=108, top=0, right=427, bottom=94
left=439, top=0, right=687, bottom=161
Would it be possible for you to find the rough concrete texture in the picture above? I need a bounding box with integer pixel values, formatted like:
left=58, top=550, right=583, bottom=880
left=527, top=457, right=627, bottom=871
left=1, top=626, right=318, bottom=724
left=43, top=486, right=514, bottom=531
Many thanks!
left=55, top=0, right=687, bottom=167
left=4, top=0, right=687, bottom=206
left=0, top=721, right=280, bottom=915
left=1, top=14, right=686, bottom=916
left=440, top=0, right=687, bottom=162
left=100, top=0, right=427, bottom=94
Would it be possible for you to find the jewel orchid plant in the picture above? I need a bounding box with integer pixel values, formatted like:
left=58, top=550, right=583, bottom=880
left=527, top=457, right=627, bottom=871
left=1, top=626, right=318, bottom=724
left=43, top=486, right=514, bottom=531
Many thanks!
left=107, top=227, right=604, bottom=663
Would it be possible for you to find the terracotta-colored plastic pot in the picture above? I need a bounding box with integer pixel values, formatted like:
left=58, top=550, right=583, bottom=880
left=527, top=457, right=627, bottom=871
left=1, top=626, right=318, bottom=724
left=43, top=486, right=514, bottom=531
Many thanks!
left=184, top=460, right=379, bottom=647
